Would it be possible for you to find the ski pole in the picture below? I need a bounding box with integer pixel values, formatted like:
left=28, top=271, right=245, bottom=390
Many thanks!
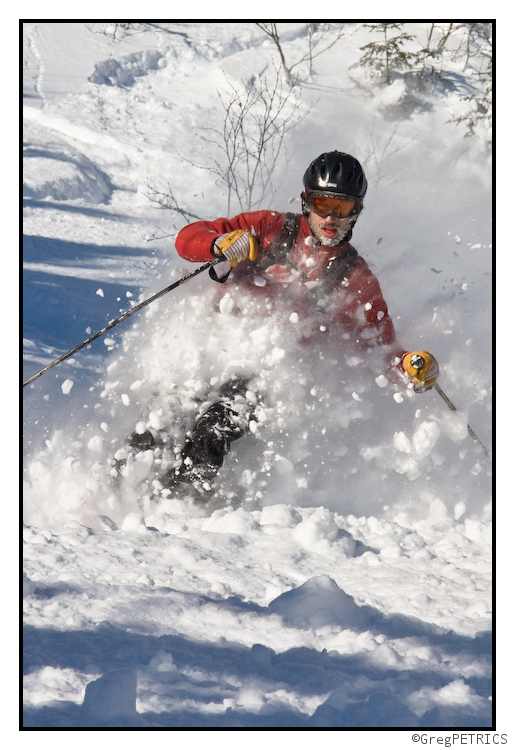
left=434, top=382, right=490, bottom=459
left=407, top=354, right=490, bottom=459
left=23, top=256, right=227, bottom=388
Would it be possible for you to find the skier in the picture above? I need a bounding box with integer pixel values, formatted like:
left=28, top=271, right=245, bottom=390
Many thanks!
left=136, top=151, right=439, bottom=498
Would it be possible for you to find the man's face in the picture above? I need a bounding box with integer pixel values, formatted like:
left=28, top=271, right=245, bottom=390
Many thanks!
left=307, top=211, right=352, bottom=247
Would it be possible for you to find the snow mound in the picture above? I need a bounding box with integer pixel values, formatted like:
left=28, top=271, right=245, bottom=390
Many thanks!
left=88, top=50, right=164, bottom=87
left=23, top=141, right=111, bottom=203
left=310, top=688, right=419, bottom=728
left=268, top=575, right=372, bottom=630
left=82, top=669, right=137, bottom=722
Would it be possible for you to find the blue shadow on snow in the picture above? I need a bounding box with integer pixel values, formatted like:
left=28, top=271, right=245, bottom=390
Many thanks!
left=23, top=585, right=492, bottom=729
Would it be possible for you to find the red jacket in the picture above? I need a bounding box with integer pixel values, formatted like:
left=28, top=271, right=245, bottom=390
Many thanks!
left=176, top=210, right=403, bottom=358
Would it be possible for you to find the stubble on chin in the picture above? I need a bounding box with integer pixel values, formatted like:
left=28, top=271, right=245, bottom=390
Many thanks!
left=308, top=217, right=348, bottom=247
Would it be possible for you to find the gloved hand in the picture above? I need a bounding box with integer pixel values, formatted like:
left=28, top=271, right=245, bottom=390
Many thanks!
left=402, top=351, right=439, bottom=393
left=213, top=229, right=259, bottom=267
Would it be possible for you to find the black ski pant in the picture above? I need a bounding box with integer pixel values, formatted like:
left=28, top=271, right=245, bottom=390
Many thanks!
left=179, top=376, right=252, bottom=482
left=126, top=376, right=255, bottom=489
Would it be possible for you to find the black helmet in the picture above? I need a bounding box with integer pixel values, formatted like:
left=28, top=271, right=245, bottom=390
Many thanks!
left=303, top=151, right=367, bottom=199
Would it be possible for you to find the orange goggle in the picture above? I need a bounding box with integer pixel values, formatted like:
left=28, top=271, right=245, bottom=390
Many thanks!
left=307, top=193, right=358, bottom=219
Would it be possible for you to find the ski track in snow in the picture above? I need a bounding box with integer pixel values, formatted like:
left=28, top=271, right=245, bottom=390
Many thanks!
left=22, top=23, right=493, bottom=731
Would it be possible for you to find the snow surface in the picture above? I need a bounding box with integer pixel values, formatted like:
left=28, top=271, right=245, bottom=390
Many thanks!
left=23, top=23, right=494, bottom=732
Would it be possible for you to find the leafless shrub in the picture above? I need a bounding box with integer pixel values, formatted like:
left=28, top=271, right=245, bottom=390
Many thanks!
left=179, top=69, right=306, bottom=215
left=143, top=179, right=204, bottom=222
left=85, top=23, right=142, bottom=41
left=256, top=23, right=349, bottom=84
left=361, top=124, right=417, bottom=187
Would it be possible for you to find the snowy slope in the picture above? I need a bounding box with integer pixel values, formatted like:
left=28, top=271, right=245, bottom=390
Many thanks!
left=23, top=23, right=493, bottom=730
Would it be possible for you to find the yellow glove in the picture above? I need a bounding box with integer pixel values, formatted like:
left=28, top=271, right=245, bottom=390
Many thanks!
left=214, top=229, right=259, bottom=267
left=402, top=351, right=439, bottom=393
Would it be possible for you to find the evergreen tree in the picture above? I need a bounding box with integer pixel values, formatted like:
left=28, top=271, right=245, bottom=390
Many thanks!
left=449, top=23, right=492, bottom=139
left=353, top=23, right=417, bottom=84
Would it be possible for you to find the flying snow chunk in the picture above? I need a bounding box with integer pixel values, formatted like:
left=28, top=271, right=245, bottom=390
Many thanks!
left=394, top=431, right=411, bottom=453
left=375, top=374, right=388, bottom=388
left=61, top=379, right=74, bottom=395
left=412, top=420, right=440, bottom=456
left=219, top=293, right=235, bottom=314
left=87, top=435, right=103, bottom=452
left=454, top=501, right=466, bottom=520
left=96, top=288, right=104, bottom=297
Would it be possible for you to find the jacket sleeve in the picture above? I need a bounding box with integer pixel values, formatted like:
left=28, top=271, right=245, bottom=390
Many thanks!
left=175, top=211, right=285, bottom=263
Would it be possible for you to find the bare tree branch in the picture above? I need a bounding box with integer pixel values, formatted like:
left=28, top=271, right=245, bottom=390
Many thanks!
left=256, top=23, right=349, bottom=84
left=362, top=124, right=417, bottom=187
left=143, top=179, right=204, bottom=221
left=177, top=69, right=306, bottom=214
left=85, top=23, right=143, bottom=40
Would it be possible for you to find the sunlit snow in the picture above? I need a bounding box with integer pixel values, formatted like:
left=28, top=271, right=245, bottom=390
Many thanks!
left=23, top=22, right=492, bottom=730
